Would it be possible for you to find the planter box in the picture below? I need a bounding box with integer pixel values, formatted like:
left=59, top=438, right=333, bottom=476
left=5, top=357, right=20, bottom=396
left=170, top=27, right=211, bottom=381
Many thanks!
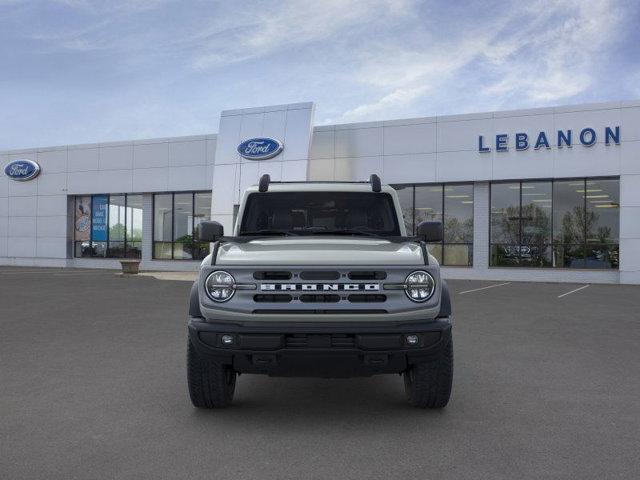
left=119, top=259, right=141, bottom=274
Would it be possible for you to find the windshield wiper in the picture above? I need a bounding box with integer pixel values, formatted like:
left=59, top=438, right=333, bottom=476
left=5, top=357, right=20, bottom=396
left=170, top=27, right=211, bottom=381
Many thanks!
left=239, top=229, right=299, bottom=236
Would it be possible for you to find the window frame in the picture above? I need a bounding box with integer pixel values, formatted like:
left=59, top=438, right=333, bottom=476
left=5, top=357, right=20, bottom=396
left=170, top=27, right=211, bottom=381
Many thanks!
left=489, top=176, right=620, bottom=269
left=73, top=193, right=143, bottom=259
left=151, top=191, right=212, bottom=261
left=392, top=182, right=474, bottom=267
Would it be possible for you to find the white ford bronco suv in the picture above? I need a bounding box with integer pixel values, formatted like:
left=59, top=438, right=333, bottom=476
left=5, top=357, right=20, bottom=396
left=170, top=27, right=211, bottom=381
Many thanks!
left=187, top=174, right=453, bottom=408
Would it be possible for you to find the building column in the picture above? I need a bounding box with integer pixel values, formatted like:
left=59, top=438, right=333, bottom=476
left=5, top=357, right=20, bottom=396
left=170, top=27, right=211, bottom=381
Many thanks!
left=473, top=182, right=490, bottom=271
left=141, top=193, right=153, bottom=262
left=619, top=174, right=640, bottom=284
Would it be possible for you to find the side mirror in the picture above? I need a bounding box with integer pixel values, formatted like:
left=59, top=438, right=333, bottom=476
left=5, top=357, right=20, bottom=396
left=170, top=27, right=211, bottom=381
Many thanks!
left=197, top=221, right=224, bottom=242
left=416, top=221, right=443, bottom=243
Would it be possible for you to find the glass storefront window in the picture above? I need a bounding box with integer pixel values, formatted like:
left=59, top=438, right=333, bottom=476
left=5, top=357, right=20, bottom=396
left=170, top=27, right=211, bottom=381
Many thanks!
left=153, top=194, right=172, bottom=259
left=108, top=195, right=126, bottom=258
left=152, top=191, right=212, bottom=260
left=193, top=192, right=213, bottom=260
left=444, top=184, right=474, bottom=266
left=74, top=196, right=92, bottom=257
left=126, top=195, right=143, bottom=258
left=394, top=183, right=473, bottom=266
left=173, top=193, right=194, bottom=259
left=491, top=177, right=619, bottom=269
left=394, top=185, right=414, bottom=235
left=521, top=181, right=552, bottom=267
left=73, top=193, right=143, bottom=259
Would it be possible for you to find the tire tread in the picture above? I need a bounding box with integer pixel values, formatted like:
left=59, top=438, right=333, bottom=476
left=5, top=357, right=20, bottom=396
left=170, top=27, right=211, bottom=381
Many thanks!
left=187, top=339, right=235, bottom=408
left=404, top=339, right=453, bottom=408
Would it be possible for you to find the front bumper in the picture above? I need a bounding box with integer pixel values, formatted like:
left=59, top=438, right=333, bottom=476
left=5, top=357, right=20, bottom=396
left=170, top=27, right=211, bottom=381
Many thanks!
left=188, top=316, right=452, bottom=378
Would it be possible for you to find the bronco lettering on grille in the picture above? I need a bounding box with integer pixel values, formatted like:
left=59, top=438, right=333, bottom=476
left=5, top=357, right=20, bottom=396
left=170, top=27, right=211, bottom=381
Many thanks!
left=261, top=283, right=379, bottom=291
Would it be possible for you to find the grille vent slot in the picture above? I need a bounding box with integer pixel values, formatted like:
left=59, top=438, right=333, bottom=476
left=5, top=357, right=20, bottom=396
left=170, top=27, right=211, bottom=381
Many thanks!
left=300, top=294, right=340, bottom=303
left=253, top=271, right=292, bottom=280
left=348, top=271, right=387, bottom=280
left=348, top=294, right=387, bottom=303
left=253, top=294, right=293, bottom=303
left=300, top=271, right=340, bottom=280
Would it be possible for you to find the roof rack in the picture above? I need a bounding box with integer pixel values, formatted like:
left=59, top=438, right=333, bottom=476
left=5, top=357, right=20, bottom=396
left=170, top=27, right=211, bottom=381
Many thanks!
left=257, top=173, right=383, bottom=193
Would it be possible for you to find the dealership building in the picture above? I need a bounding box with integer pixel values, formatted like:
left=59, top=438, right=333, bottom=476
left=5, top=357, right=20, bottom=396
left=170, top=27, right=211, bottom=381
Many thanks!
left=1, top=100, right=639, bottom=284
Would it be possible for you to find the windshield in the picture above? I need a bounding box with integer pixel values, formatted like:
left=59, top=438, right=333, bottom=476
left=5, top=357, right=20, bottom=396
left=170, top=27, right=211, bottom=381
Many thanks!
left=239, top=191, right=401, bottom=237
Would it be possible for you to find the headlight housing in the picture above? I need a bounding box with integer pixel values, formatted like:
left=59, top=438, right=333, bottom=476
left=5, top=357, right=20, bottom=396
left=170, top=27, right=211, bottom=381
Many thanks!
left=205, top=270, right=235, bottom=302
left=404, top=270, right=436, bottom=302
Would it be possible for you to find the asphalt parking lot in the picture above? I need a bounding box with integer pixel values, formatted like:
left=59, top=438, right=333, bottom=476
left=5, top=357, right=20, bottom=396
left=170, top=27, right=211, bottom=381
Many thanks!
left=1, top=268, right=639, bottom=480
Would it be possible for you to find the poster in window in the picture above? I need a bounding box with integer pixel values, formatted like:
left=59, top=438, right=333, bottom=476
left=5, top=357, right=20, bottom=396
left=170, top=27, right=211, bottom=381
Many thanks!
left=74, top=196, right=91, bottom=241
left=91, top=195, right=108, bottom=242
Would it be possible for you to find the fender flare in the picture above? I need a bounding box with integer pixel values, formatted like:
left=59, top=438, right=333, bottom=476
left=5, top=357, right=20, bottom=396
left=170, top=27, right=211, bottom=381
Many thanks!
left=437, top=280, right=452, bottom=318
left=189, top=281, right=203, bottom=318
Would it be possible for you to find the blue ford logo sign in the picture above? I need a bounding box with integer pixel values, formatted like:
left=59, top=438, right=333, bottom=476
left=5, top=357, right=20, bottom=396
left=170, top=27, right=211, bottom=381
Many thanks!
left=4, top=159, right=41, bottom=181
left=237, top=137, right=283, bottom=160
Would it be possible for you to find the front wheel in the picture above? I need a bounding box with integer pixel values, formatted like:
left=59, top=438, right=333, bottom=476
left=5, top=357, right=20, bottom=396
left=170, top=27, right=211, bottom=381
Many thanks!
left=187, top=339, right=236, bottom=408
left=404, top=339, right=453, bottom=408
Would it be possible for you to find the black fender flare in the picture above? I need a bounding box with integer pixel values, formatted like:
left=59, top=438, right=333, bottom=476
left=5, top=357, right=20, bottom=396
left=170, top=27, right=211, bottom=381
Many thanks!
left=437, top=280, right=452, bottom=318
left=189, top=281, right=203, bottom=318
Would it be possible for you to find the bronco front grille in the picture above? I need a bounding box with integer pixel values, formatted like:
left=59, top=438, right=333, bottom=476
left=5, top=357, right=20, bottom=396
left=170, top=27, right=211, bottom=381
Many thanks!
left=250, top=268, right=390, bottom=309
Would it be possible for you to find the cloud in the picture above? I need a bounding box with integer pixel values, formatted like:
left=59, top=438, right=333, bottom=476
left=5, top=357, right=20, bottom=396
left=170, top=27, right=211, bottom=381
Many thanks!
left=334, top=0, right=627, bottom=122
left=190, top=0, right=413, bottom=69
left=0, top=0, right=635, bottom=149
left=481, top=0, right=622, bottom=104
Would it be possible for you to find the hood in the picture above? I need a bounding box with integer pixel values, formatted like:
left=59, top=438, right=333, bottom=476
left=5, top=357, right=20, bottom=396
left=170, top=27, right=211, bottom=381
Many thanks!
left=215, top=237, right=425, bottom=266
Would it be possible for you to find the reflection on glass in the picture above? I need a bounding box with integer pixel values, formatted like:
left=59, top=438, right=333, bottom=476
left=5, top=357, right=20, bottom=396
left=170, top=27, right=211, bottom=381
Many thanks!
left=107, top=195, right=126, bottom=258
left=154, top=194, right=172, bottom=242
left=491, top=183, right=520, bottom=245
left=444, top=184, right=473, bottom=243
left=394, top=186, right=414, bottom=235
left=126, top=194, right=143, bottom=258
left=152, top=192, right=211, bottom=260
left=586, top=179, right=619, bottom=244
left=444, top=244, right=472, bottom=266
left=154, top=242, right=172, bottom=260
left=193, top=192, right=212, bottom=259
left=521, top=181, right=552, bottom=267
left=395, top=183, right=473, bottom=266
left=553, top=180, right=585, bottom=245
left=174, top=193, right=193, bottom=259
left=415, top=185, right=442, bottom=226
left=491, top=178, right=620, bottom=269
left=427, top=243, right=442, bottom=264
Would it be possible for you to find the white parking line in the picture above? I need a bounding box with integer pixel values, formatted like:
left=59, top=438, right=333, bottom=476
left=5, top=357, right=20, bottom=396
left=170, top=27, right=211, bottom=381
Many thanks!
left=557, top=284, right=590, bottom=298
left=458, top=282, right=511, bottom=295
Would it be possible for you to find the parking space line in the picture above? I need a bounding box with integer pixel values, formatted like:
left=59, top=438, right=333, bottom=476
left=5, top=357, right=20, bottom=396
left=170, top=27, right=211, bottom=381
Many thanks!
left=458, top=282, right=511, bottom=295
left=557, top=284, right=590, bottom=298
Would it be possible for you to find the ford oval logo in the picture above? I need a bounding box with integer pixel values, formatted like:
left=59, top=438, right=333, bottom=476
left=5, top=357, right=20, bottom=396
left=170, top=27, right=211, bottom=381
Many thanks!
left=4, top=159, right=41, bottom=181
left=237, top=137, right=283, bottom=160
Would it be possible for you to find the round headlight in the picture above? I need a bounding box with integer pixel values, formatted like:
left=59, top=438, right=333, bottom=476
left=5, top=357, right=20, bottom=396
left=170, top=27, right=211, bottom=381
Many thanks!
left=405, top=270, right=435, bottom=302
left=205, top=270, right=236, bottom=302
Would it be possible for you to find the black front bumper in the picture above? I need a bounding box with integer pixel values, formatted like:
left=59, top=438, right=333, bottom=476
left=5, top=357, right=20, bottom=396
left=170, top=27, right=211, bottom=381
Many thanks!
left=188, top=316, right=452, bottom=378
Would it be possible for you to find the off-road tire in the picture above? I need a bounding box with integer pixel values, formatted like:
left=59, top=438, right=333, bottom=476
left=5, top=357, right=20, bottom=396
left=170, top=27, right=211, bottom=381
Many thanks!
left=404, top=339, right=453, bottom=408
left=187, top=339, right=236, bottom=408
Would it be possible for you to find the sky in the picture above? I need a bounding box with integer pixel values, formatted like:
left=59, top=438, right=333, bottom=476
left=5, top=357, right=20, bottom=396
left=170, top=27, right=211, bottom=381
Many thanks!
left=1, top=0, right=639, bottom=150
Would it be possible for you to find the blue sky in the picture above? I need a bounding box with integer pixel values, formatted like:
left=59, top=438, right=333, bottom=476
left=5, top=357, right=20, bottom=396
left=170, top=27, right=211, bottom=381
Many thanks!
left=1, top=0, right=639, bottom=150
